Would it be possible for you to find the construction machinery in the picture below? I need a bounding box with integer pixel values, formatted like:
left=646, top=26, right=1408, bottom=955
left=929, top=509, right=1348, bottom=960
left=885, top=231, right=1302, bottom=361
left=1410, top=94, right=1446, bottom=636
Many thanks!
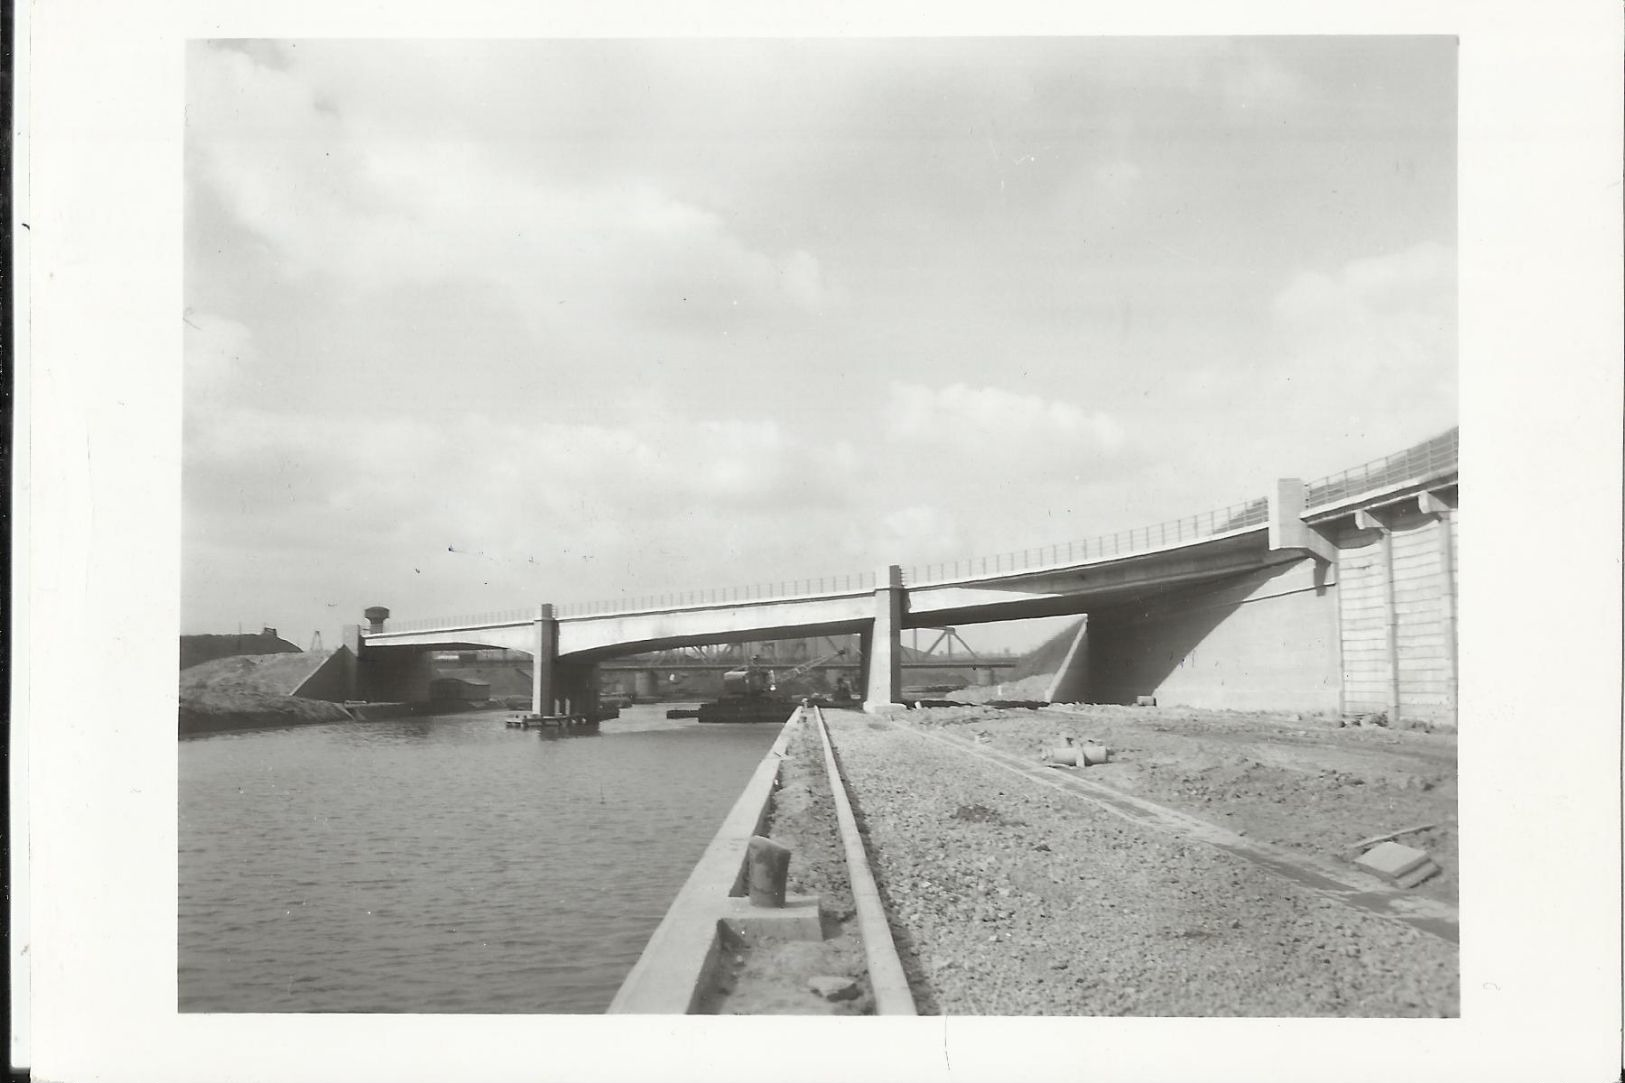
left=696, top=647, right=848, bottom=724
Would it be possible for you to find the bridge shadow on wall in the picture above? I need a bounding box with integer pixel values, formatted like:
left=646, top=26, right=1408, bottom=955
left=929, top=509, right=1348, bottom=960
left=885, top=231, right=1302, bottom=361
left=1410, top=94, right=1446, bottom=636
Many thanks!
left=1085, top=559, right=1333, bottom=707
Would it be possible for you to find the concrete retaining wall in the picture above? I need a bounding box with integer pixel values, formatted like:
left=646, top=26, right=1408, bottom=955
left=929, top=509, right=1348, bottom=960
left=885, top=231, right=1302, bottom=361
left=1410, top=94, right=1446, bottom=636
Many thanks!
left=290, top=646, right=356, bottom=702
left=1087, top=557, right=1341, bottom=713
left=1333, top=491, right=1458, bottom=727
left=357, top=649, right=436, bottom=704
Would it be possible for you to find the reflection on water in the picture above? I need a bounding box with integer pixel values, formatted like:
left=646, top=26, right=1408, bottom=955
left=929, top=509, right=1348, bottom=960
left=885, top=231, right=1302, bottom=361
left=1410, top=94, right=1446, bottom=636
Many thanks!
left=179, top=704, right=780, bottom=1013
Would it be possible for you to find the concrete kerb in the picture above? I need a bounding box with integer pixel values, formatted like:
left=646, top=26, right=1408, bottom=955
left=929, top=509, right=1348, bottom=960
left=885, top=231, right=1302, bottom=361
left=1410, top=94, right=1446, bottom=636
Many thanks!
left=812, top=707, right=918, bottom=1015
left=607, top=708, right=805, bottom=1014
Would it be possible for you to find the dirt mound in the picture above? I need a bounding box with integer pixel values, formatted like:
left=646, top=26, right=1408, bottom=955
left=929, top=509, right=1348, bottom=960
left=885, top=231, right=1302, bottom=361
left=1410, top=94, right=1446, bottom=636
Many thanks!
left=1005, top=619, right=1084, bottom=682
left=180, top=651, right=335, bottom=697
left=920, top=621, right=1082, bottom=703
left=180, top=632, right=301, bottom=670
left=179, top=688, right=353, bottom=735
left=940, top=673, right=1055, bottom=704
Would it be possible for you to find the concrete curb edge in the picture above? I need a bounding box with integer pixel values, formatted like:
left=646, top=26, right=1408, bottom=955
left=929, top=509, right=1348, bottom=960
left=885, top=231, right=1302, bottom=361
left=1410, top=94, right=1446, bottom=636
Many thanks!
left=813, top=707, right=918, bottom=1015
left=607, top=708, right=804, bottom=1013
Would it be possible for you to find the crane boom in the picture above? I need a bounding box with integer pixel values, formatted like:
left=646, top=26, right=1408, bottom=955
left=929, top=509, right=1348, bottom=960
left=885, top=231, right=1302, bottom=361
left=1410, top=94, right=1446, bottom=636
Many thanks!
left=772, top=647, right=848, bottom=688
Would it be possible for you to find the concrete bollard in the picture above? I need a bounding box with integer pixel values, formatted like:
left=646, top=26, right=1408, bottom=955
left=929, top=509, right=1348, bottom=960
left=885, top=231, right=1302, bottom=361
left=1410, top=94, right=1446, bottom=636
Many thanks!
left=1080, top=743, right=1110, bottom=766
left=746, top=836, right=792, bottom=908
left=1135, top=695, right=1156, bottom=707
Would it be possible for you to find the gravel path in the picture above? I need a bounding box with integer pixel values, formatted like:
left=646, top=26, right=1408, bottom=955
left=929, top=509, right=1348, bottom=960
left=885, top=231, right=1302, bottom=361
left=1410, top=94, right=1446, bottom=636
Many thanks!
left=825, top=714, right=1458, bottom=1016
left=905, top=704, right=1458, bottom=906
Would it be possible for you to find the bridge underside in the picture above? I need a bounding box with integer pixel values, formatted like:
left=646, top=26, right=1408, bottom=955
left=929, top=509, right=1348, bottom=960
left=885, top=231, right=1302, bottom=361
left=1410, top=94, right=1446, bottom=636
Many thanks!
left=357, top=529, right=1323, bottom=711
left=1084, top=556, right=1339, bottom=711
left=902, top=530, right=1293, bottom=629
left=561, top=618, right=874, bottom=663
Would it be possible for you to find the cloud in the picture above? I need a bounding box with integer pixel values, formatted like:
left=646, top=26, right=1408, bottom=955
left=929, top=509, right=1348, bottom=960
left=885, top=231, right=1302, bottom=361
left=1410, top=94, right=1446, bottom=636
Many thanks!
left=182, top=311, right=255, bottom=409
left=177, top=39, right=1458, bottom=649
left=1265, top=241, right=1456, bottom=447
left=839, top=505, right=965, bottom=570
left=886, top=382, right=1126, bottom=461
left=181, top=393, right=869, bottom=620
left=1092, top=159, right=1143, bottom=203
left=187, top=44, right=835, bottom=335
left=1215, top=43, right=1306, bottom=120
left=1271, top=241, right=1454, bottom=380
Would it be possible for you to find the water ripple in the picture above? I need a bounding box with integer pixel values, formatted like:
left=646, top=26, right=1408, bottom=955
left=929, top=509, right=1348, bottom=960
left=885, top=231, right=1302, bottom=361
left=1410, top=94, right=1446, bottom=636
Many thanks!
left=180, top=707, right=777, bottom=1013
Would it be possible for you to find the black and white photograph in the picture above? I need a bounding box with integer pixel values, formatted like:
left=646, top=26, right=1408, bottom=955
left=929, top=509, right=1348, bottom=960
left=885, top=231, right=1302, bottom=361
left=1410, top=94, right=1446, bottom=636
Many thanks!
left=13, top=3, right=1624, bottom=1081
left=178, top=34, right=1462, bottom=1019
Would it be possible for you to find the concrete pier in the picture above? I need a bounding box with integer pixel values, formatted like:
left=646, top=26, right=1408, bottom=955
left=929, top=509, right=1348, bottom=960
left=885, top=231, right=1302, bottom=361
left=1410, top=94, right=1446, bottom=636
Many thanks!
left=863, top=565, right=903, bottom=712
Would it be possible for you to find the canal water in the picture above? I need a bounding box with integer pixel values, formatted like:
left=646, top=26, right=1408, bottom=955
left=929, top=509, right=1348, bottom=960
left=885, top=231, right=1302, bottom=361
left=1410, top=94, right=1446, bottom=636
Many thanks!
left=179, top=704, right=784, bottom=1013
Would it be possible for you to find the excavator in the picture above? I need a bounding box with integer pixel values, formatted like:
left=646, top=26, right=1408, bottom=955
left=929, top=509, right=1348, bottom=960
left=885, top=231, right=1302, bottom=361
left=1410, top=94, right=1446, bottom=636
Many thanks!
left=696, top=647, right=849, bottom=724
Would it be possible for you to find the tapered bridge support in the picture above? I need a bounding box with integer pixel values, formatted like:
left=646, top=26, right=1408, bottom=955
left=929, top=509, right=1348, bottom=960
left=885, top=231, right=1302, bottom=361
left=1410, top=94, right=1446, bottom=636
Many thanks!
left=863, top=565, right=904, bottom=713
left=532, top=603, right=558, bottom=715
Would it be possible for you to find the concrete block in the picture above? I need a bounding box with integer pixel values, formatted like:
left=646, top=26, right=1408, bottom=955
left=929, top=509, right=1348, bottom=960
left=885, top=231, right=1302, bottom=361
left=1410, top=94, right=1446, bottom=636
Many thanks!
left=720, top=894, right=823, bottom=941
left=1355, top=841, right=1431, bottom=882
left=1394, top=860, right=1441, bottom=889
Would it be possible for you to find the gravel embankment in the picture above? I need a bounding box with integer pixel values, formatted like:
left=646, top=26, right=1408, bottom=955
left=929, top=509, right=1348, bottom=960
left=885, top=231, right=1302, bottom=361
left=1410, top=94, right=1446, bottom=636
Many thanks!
left=178, top=689, right=354, bottom=735
left=179, top=651, right=336, bottom=697
left=825, top=714, right=1458, bottom=1016
left=909, top=704, right=1458, bottom=906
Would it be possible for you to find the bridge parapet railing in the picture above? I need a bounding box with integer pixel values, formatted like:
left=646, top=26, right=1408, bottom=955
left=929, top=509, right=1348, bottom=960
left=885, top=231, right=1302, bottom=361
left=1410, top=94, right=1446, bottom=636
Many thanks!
left=1304, top=427, right=1458, bottom=511
left=377, top=608, right=538, bottom=634
left=904, top=496, right=1269, bottom=587
left=554, top=572, right=878, bottom=619
left=376, top=428, right=1459, bottom=633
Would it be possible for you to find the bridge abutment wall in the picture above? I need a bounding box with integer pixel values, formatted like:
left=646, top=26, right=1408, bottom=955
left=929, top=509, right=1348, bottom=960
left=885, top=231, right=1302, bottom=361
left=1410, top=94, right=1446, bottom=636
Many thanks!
left=1086, top=557, right=1342, bottom=713
left=1333, top=487, right=1459, bottom=728
left=357, top=648, right=437, bottom=705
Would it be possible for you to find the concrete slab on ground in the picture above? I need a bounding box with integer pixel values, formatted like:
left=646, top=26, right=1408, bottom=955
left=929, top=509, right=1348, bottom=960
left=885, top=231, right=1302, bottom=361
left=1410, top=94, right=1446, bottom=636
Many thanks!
left=1356, top=842, right=1431, bottom=881
left=720, top=894, right=824, bottom=941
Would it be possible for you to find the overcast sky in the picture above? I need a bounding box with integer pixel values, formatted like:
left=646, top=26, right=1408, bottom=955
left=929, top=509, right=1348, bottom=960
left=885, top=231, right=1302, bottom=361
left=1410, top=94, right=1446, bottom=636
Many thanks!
left=183, top=37, right=1456, bottom=652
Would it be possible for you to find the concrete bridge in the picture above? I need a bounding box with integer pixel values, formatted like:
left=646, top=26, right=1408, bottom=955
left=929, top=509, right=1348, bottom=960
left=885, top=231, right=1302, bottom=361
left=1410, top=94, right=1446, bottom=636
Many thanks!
left=593, top=658, right=1019, bottom=674
left=352, top=428, right=1459, bottom=727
